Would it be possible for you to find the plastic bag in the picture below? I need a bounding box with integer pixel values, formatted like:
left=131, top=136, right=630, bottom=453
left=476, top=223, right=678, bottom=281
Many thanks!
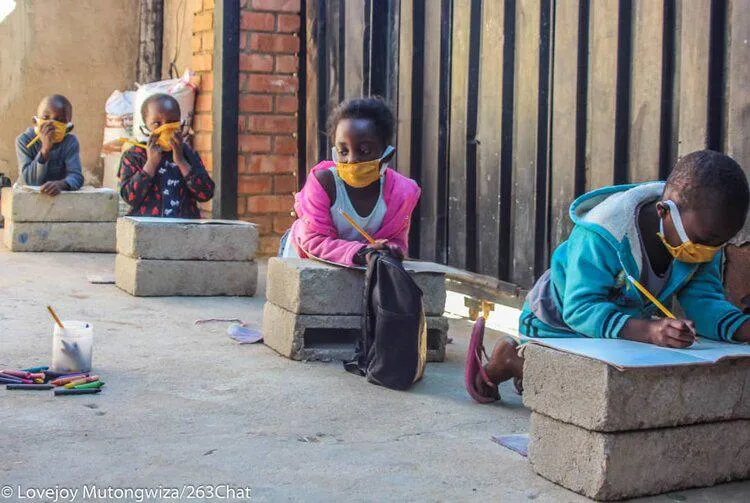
left=132, top=69, right=197, bottom=142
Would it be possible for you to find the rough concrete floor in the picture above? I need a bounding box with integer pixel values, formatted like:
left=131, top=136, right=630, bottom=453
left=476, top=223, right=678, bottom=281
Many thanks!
left=1, top=250, right=748, bottom=502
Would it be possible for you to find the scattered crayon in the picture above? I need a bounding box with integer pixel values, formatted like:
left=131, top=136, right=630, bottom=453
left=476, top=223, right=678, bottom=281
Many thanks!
left=6, top=384, right=55, bottom=391
left=28, top=373, right=45, bottom=380
left=64, top=376, right=100, bottom=389
left=74, top=381, right=104, bottom=390
left=34, top=379, right=45, bottom=384
left=1, top=370, right=30, bottom=379
left=51, top=374, right=89, bottom=387
left=44, top=370, right=72, bottom=379
left=55, top=388, right=102, bottom=396
left=0, top=374, right=32, bottom=384
left=21, top=366, right=49, bottom=373
left=0, top=376, right=23, bottom=384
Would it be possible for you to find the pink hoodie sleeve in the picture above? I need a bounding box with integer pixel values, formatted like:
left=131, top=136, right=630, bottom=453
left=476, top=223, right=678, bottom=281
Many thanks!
left=290, top=163, right=366, bottom=266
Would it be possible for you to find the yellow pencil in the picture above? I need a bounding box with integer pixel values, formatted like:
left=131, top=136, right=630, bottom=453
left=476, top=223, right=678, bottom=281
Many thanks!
left=626, top=274, right=698, bottom=343
left=338, top=209, right=377, bottom=245
left=119, top=137, right=148, bottom=149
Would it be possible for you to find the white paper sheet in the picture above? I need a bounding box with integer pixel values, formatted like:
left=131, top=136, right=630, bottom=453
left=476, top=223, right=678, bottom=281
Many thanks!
left=523, top=337, right=750, bottom=369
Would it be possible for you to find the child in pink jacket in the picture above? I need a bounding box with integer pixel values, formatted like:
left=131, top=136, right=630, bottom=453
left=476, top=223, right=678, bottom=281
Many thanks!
left=280, top=97, right=421, bottom=266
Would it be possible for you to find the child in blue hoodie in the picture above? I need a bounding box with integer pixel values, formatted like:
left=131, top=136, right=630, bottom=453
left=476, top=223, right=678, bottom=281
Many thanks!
left=467, top=150, right=750, bottom=403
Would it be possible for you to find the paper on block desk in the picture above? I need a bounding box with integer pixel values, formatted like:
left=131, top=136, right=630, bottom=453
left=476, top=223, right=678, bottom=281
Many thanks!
left=525, top=338, right=750, bottom=369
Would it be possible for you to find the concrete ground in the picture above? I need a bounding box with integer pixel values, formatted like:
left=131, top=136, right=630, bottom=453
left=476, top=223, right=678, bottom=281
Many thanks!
left=1, top=249, right=749, bottom=502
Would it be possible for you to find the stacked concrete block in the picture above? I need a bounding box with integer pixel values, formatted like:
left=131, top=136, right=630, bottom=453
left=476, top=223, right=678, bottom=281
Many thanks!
left=1, top=187, right=118, bottom=252
left=263, top=258, right=449, bottom=362
left=115, top=217, right=259, bottom=296
left=523, top=344, right=750, bottom=500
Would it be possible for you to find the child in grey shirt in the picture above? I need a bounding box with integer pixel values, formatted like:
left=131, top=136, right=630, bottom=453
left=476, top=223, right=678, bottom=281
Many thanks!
left=15, top=94, right=84, bottom=196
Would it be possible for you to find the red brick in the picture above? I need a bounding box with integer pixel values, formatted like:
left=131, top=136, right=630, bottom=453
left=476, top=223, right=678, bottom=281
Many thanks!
left=191, top=34, right=201, bottom=53
left=249, top=33, right=299, bottom=54
left=273, top=214, right=297, bottom=233
left=238, top=175, right=273, bottom=195
left=193, top=53, right=213, bottom=72
left=259, top=235, right=281, bottom=256
left=248, top=115, right=297, bottom=134
left=236, top=196, right=247, bottom=216
left=252, top=0, right=300, bottom=12
left=200, top=73, right=214, bottom=92
left=241, top=11, right=275, bottom=31
left=274, top=174, right=297, bottom=194
left=247, top=194, right=295, bottom=214
left=248, top=74, right=297, bottom=94
left=202, top=31, right=214, bottom=51
left=247, top=155, right=296, bottom=174
left=277, top=14, right=300, bottom=33
left=274, top=135, right=297, bottom=154
left=240, top=54, right=273, bottom=72
left=241, top=214, right=273, bottom=234
left=238, top=134, right=272, bottom=153
left=195, top=93, right=212, bottom=112
left=193, top=114, right=213, bottom=132
left=194, top=11, right=213, bottom=32
left=193, top=132, right=212, bottom=152
left=201, top=152, right=213, bottom=172
left=275, top=55, right=297, bottom=74
left=239, top=94, right=273, bottom=113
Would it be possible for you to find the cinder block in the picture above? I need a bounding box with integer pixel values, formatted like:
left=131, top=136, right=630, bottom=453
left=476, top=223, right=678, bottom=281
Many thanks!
left=115, top=255, right=258, bottom=297
left=117, top=217, right=259, bottom=261
left=3, top=222, right=115, bottom=252
left=529, top=412, right=750, bottom=501
left=262, top=302, right=448, bottom=362
left=266, top=258, right=447, bottom=316
left=1, top=186, right=118, bottom=222
left=522, top=344, right=750, bottom=431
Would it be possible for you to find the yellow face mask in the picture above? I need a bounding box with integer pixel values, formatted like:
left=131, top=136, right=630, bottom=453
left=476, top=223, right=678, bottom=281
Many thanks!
left=658, top=200, right=722, bottom=263
left=334, top=145, right=395, bottom=188
left=26, top=119, right=71, bottom=149
left=151, top=122, right=182, bottom=151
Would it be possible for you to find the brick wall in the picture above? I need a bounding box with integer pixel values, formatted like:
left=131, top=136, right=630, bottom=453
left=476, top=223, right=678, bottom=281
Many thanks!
left=237, top=0, right=300, bottom=255
left=192, top=0, right=215, bottom=217
left=190, top=0, right=300, bottom=252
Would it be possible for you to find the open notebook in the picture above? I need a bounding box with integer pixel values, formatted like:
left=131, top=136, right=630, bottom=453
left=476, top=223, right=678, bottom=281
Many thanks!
left=523, top=337, right=750, bottom=369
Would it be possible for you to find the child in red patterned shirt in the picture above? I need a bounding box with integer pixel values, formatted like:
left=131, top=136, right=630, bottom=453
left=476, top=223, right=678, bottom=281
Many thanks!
left=119, top=93, right=214, bottom=218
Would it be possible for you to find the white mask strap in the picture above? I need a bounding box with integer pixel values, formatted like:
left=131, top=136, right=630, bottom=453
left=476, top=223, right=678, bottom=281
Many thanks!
left=331, top=147, right=339, bottom=163
left=663, top=200, right=690, bottom=244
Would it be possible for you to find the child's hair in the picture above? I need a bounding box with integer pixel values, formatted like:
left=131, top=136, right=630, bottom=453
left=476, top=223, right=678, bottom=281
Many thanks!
left=666, top=150, right=749, bottom=221
left=41, top=94, right=73, bottom=119
left=140, top=93, right=181, bottom=121
left=326, top=97, right=395, bottom=146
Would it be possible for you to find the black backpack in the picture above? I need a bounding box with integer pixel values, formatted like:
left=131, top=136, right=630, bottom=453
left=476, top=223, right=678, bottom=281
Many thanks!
left=344, top=251, right=427, bottom=390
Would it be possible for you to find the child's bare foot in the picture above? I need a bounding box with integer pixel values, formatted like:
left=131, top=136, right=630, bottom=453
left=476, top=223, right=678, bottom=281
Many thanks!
left=474, top=338, right=524, bottom=398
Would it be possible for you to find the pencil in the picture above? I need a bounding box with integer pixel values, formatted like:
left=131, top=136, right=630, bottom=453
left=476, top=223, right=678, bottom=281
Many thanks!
left=26, top=135, right=41, bottom=149
left=338, top=209, right=377, bottom=245
left=119, top=138, right=148, bottom=149
left=626, top=274, right=699, bottom=343
left=46, top=306, right=65, bottom=329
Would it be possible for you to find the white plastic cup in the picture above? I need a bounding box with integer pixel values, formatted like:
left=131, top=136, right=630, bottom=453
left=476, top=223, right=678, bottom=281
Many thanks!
left=51, top=321, right=93, bottom=373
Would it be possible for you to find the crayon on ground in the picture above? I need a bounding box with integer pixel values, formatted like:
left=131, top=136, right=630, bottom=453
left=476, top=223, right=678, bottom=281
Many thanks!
left=63, top=376, right=100, bottom=389
left=55, top=388, right=102, bottom=396
left=74, top=381, right=105, bottom=389
left=6, top=384, right=55, bottom=390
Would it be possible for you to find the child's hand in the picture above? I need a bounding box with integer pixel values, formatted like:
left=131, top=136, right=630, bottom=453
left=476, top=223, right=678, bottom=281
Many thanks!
left=39, top=121, right=56, bottom=155
left=647, top=318, right=696, bottom=348
left=40, top=180, right=66, bottom=196
left=170, top=132, right=186, bottom=164
left=144, top=134, right=162, bottom=175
